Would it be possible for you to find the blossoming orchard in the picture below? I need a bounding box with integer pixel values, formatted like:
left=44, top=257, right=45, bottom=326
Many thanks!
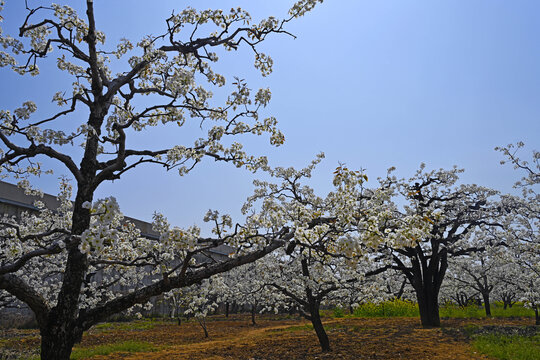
left=0, top=1, right=538, bottom=359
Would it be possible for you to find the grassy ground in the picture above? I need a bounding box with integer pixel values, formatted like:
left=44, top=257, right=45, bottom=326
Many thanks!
left=332, top=301, right=539, bottom=360
left=343, top=300, right=536, bottom=319
left=0, top=307, right=537, bottom=359
left=472, top=334, right=540, bottom=360
left=69, top=341, right=158, bottom=360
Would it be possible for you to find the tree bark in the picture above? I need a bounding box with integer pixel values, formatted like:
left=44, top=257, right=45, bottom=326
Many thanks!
left=395, top=278, right=407, bottom=300
left=225, top=301, right=229, bottom=318
left=251, top=303, right=257, bottom=325
left=482, top=292, right=491, bottom=317
left=416, top=287, right=440, bottom=327
left=502, top=292, right=515, bottom=309
left=299, top=258, right=331, bottom=352
left=40, top=171, right=94, bottom=360
left=409, top=259, right=444, bottom=328
left=39, top=1, right=105, bottom=353
left=198, top=318, right=209, bottom=338
left=407, top=244, right=447, bottom=328
left=40, top=326, right=81, bottom=360
left=309, top=303, right=330, bottom=352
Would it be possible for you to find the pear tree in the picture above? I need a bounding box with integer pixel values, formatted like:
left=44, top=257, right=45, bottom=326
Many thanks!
left=0, top=1, right=324, bottom=358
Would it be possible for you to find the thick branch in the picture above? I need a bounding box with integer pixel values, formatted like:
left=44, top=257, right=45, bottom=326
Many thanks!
left=268, top=283, right=308, bottom=307
left=0, top=243, right=63, bottom=275
left=0, top=131, right=83, bottom=182
left=0, top=274, right=50, bottom=326
left=78, top=238, right=286, bottom=330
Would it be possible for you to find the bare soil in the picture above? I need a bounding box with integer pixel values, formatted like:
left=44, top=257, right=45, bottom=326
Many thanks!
left=0, top=315, right=535, bottom=359
left=87, top=315, right=532, bottom=360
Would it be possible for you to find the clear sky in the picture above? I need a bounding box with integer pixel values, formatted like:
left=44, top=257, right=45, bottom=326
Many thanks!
left=1, top=1, right=539, bottom=234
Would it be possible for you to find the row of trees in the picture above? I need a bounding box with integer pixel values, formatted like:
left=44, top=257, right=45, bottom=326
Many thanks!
left=162, top=144, right=538, bottom=351
left=0, top=1, right=537, bottom=358
left=4, top=145, right=536, bottom=353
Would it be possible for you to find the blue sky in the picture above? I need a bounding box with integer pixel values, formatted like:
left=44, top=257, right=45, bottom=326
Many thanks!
left=1, top=1, right=539, bottom=233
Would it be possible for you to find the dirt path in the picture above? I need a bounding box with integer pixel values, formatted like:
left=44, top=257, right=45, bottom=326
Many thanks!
left=88, top=316, right=529, bottom=360
left=94, top=323, right=311, bottom=360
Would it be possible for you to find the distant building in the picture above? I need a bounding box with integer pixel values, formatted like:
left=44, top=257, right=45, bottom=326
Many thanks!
left=0, top=180, right=233, bottom=259
left=0, top=180, right=62, bottom=218
left=0, top=180, right=234, bottom=324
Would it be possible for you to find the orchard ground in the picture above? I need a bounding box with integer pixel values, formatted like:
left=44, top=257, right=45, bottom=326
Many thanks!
left=0, top=311, right=538, bottom=360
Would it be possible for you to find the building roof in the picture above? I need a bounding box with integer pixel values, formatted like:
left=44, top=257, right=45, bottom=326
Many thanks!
left=0, top=181, right=233, bottom=256
left=0, top=180, right=60, bottom=211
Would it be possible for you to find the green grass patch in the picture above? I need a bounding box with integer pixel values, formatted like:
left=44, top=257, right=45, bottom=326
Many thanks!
left=348, top=300, right=535, bottom=319
left=491, top=303, right=536, bottom=318
left=472, top=334, right=540, bottom=360
left=440, top=303, right=536, bottom=319
left=333, top=307, right=345, bottom=318
left=70, top=340, right=158, bottom=359
left=9, top=340, right=159, bottom=360
left=440, top=304, right=484, bottom=318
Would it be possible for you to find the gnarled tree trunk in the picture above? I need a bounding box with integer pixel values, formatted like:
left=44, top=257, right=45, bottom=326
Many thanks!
left=40, top=311, right=84, bottom=360
left=309, top=301, right=330, bottom=352
left=416, top=283, right=441, bottom=327
left=407, top=245, right=447, bottom=328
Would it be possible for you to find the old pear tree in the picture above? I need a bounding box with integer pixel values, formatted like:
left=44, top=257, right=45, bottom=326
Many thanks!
left=234, top=158, right=432, bottom=351
left=0, top=1, right=324, bottom=358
